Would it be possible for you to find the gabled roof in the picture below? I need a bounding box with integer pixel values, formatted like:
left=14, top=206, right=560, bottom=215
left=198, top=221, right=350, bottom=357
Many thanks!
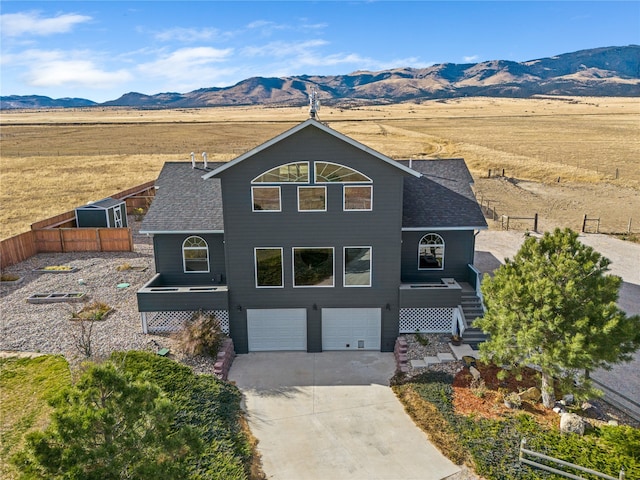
left=202, top=118, right=421, bottom=179
left=401, top=159, right=487, bottom=230
left=139, top=162, right=224, bottom=234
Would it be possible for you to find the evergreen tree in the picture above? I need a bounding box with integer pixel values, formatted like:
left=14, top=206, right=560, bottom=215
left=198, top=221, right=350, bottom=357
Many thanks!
left=14, top=362, right=201, bottom=479
left=476, top=228, right=640, bottom=408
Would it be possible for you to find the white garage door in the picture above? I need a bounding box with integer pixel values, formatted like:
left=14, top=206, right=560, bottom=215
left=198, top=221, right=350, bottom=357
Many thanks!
left=322, top=308, right=381, bottom=351
left=247, top=309, right=307, bottom=351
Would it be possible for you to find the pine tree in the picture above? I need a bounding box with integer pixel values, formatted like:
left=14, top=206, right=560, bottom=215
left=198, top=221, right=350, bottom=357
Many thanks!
left=475, top=228, right=640, bottom=408
left=14, top=362, right=201, bottom=479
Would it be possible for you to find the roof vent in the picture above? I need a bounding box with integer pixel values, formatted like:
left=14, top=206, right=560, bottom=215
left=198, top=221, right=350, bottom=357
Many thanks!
left=190, top=152, right=196, bottom=168
left=202, top=152, right=208, bottom=169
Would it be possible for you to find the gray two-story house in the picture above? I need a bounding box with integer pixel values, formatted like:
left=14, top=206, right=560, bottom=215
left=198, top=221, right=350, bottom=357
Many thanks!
left=137, top=118, right=487, bottom=353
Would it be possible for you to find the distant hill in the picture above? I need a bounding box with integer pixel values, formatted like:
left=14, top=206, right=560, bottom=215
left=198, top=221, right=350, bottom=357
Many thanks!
left=2, top=45, right=638, bottom=110
left=0, top=95, right=97, bottom=109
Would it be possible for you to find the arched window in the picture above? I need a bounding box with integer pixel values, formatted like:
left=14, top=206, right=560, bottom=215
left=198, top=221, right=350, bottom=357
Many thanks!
left=418, top=233, right=444, bottom=270
left=252, top=162, right=309, bottom=183
left=183, top=236, right=209, bottom=273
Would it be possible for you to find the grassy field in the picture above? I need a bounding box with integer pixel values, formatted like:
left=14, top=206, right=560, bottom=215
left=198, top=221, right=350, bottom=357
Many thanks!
left=1, top=96, right=638, bottom=239
left=0, top=355, right=71, bottom=480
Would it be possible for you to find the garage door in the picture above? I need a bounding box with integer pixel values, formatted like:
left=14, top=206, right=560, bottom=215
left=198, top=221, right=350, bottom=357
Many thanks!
left=247, top=309, right=307, bottom=351
left=322, top=308, right=381, bottom=351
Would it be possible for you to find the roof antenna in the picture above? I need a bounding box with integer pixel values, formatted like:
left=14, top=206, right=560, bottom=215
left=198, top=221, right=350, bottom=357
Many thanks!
left=309, top=89, right=320, bottom=120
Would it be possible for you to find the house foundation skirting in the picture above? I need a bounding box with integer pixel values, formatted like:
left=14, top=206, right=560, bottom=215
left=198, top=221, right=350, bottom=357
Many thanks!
left=399, top=307, right=455, bottom=333
left=141, top=310, right=229, bottom=334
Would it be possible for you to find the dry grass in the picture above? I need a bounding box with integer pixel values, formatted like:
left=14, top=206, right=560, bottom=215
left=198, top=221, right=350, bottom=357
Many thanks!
left=1, top=96, right=638, bottom=239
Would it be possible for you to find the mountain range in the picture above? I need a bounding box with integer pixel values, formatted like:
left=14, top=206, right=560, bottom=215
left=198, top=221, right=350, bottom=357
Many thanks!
left=2, top=45, right=638, bottom=110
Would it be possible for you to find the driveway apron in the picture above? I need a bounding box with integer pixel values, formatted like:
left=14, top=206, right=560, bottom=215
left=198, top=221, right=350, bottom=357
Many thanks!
left=229, top=351, right=460, bottom=480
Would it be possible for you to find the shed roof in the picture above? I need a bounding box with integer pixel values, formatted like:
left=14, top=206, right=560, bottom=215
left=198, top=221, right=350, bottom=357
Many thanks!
left=202, top=118, right=420, bottom=180
left=76, top=197, right=123, bottom=210
left=139, top=163, right=224, bottom=234
left=401, top=159, right=487, bottom=230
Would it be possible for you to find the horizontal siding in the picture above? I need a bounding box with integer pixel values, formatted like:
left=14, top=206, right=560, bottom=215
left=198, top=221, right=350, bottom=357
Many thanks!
left=401, top=230, right=475, bottom=283
left=219, top=127, right=407, bottom=352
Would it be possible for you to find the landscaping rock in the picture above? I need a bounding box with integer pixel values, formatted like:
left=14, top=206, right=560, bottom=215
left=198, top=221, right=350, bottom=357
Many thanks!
left=553, top=406, right=566, bottom=414
left=562, top=394, right=575, bottom=405
left=581, top=401, right=607, bottom=421
left=469, top=366, right=482, bottom=381
left=519, top=386, right=541, bottom=402
left=560, top=412, right=585, bottom=435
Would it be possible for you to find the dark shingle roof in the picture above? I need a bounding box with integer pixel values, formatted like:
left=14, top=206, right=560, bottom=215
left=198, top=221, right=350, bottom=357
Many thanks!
left=142, top=158, right=486, bottom=233
left=400, top=159, right=487, bottom=229
left=77, top=197, right=123, bottom=209
left=139, top=162, right=224, bottom=233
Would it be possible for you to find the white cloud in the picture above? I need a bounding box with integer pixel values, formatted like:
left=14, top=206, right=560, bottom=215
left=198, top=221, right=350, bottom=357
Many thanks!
left=463, top=55, right=480, bottom=63
left=0, top=11, right=91, bottom=37
left=154, top=27, right=222, bottom=43
left=137, top=47, right=236, bottom=90
left=4, top=49, right=131, bottom=89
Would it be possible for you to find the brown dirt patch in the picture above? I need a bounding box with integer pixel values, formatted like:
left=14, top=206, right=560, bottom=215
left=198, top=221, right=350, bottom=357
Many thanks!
left=452, top=363, right=558, bottom=429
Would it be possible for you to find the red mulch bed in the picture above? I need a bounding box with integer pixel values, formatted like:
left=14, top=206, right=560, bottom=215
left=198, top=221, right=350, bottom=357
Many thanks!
left=452, top=362, right=558, bottom=428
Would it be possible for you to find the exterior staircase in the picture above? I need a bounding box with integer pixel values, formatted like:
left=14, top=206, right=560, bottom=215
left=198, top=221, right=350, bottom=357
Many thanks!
left=460, top=287, right=488, bottom=346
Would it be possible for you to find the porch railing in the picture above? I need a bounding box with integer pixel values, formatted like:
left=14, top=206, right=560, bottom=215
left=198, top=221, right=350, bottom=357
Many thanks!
left=519, top=438, right=626, bottom=480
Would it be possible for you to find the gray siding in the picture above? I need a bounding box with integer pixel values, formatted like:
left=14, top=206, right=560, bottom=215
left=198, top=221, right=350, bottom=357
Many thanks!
left=152, top=233, right=226, bottom=285
left=401, top=230, right=476, bottom=283
left=219, top=127, right=407, bottom=353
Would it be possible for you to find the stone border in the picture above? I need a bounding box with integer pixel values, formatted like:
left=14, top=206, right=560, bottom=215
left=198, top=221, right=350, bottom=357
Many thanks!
left=214, top=338, right=235, bottom=380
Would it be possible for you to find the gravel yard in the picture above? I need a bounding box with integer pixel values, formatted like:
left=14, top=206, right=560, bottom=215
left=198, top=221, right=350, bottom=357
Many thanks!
left=0, top=220, right=184, bottom=367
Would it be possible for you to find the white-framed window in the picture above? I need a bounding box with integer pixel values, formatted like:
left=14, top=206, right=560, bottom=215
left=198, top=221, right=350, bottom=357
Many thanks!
left=183, top=236, right=210, bottom=273
left=293, top=247, right=334, bottom=287
left=298, top=186, right=327, bottom=212
left=418, top=233, right=445, bottom=270
left=314, top=162, right=372, bottom=183
left=252, top=186, right=281, bottom=211
left=344, top=185, right=373, bottom=211
left=255, top=248, right=284, bottom=288
left=344, top=246, right=372, bottom=287
left=252, top=162, right=309, bottom=183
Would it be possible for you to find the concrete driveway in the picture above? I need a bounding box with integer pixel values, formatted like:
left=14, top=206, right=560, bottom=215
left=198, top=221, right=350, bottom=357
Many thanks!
left=229, top=351, right=460, bottom=480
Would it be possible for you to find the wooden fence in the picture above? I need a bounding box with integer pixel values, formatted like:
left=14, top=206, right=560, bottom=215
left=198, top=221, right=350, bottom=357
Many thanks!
left=1, top=181, right=155, bottom=270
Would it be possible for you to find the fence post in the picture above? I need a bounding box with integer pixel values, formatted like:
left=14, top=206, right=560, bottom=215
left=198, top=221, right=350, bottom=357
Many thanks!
left=582, top=214, right=587, bottom=233
left=534, top=213, right=538, bottom=233
left=488, top=169, right=492, bottom=178
left=619, top=467, right=625, bottom=480
left=627, top=218, right=632, bottom=234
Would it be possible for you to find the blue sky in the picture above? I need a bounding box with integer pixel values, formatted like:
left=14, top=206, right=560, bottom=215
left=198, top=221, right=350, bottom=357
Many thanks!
left=1, top=1, right=638, bottom=102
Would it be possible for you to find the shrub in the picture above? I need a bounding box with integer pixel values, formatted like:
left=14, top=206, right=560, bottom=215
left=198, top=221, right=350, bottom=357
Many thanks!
left=70, top=301, right=112, bottom=321
left=111, top=351, right=254, bottom=479
left=172, top=311, right=225, bottom=357
left=1, top=273, right=20, bottom=281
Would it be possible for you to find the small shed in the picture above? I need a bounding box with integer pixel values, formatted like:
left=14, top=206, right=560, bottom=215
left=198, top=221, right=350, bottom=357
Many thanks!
left=75, top=198, right=128, bottom=228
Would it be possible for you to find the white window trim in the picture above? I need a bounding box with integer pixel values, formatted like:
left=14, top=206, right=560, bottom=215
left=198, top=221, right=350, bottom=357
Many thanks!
left=251, top=161, right=310, bottom=184
left=251, top=186, right=282, bottom=212
left=343, top=185, right=373, bottom=211
left=297, top=185, right=327, bottom=212
left=343, top=246, right=372, bottom=288
left=182, top=236, right=210, bottom=274
left=292, top=247, right=335, bottom=288
left=417, top=233, right=445, bottom=271
left=254, top=247, right=284, bottom=288
left=314, top=161, right=372, bottom=183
